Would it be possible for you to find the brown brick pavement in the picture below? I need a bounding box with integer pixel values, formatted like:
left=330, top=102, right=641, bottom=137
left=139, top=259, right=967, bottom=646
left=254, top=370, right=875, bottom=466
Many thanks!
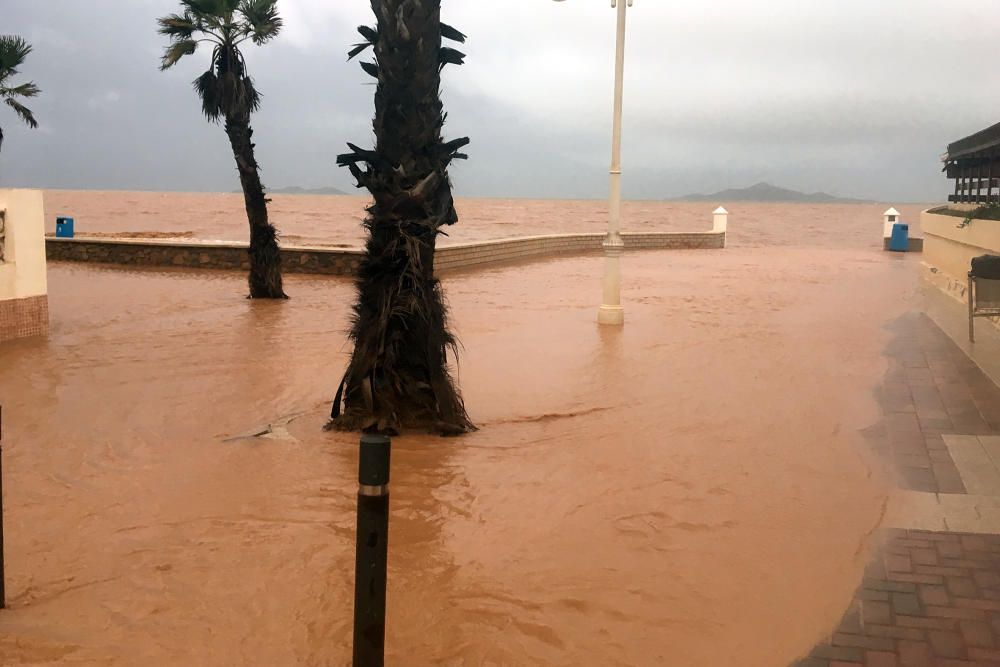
left=866, top=313, right=1000, bottom=494
left=791, top=313, right=1000, bottom=666
left=793, top=530, right=1000, bottom=666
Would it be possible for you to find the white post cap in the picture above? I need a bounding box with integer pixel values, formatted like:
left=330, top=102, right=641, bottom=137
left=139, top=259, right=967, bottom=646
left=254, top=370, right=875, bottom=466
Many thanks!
left=882, top=207, right=900, bottom=239
left=712, top=206, right=729, bottom=236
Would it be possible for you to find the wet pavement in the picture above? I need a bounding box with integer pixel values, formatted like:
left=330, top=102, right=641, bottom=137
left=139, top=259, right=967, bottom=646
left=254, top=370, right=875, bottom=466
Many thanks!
left=793, top=304, right=1000, bottom=666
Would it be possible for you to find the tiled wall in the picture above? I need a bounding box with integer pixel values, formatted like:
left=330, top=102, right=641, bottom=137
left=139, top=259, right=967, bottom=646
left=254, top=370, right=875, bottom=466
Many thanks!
left=0, top=294, right=49, bottom=342
left=46, top=231, right=725, bottom=277
left=0, top=209, right=6, bottom=263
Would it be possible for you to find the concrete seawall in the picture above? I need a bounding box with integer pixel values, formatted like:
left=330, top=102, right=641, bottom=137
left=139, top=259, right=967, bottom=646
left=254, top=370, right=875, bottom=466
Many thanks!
left=46, top=231, right=726, bottom=276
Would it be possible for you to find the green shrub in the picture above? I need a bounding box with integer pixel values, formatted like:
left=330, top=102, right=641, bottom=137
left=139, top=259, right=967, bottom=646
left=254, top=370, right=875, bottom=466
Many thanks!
left=959, top=203, right=1000, bottom=228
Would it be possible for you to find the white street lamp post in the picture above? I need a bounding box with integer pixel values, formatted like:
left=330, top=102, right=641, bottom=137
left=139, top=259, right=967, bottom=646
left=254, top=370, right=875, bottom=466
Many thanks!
left=555, top=0, right=632, bottom=326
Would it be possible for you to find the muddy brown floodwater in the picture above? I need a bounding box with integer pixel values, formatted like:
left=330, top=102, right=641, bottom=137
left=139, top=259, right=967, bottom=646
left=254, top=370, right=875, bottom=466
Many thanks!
left=1, top=200, right=921, bottom=665
left=40, top=190, right=926, bottom=250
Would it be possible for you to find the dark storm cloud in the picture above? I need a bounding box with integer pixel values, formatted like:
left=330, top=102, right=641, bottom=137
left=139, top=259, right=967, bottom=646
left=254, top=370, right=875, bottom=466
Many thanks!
left=1, top=0, right=999, bottom=202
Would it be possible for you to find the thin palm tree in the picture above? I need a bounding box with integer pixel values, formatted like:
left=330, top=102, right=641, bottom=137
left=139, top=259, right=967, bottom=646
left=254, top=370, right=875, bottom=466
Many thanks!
left=329, top=0, right=474, bottom=436
left=157, top=0, right=287, bottom=299
left=0, top=36, right=41, bottom=153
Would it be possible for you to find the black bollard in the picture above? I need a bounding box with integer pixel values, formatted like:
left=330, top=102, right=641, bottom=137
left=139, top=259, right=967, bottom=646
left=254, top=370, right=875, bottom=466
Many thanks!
left=353, top=434, right=391, bottom=667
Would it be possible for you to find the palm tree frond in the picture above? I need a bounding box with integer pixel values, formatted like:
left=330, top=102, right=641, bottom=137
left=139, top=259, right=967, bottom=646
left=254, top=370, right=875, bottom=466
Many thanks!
left=347, top=43, right=372, bottom=60
left=3, top=81, right=40, bottom=98
left=210, top=68, right=261, bottom=118
left=160, top=2, right=271, bottom=118
left=240, top=73, right=261, bottom=114
left=161, top=39, right=198, bottom=70
left=439, top=47, right=465, bottom=69
left=440, top=136, right=470, bottom=158
left=239, top=0, right=283, bottom=45
left=177, top=0, right=230, bottom=34
left=5, top=97, right=38, bottom=129
left=180, top=0, right=224, bottom=18
left=0, top=36, right=32, bottom=74
left=193, top=69, right=224, bottom=120
left=348, top=25, right=377, bottom=60
left=440, top=23, right=466, bottom=43
left=0, top=35, right=40, bottom=146
left=157, top=13, right=197, bottom=39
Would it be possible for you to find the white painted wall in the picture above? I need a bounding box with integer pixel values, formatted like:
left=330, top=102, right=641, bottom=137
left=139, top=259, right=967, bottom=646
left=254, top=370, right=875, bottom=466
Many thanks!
left=0, top=189, right=48, bottom=300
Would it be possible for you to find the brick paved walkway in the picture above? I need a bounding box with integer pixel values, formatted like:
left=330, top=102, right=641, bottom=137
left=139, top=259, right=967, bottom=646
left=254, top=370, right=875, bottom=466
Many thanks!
left=872, top=313, right=1000, bottom=494
left=792, top=312, right=1000, bottom=666
left=796, top=529, right=1000, bottom=666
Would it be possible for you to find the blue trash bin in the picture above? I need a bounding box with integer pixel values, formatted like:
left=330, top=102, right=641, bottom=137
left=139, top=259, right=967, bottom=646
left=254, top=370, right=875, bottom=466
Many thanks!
left=55, top=217, right=74, bottom=238
left=889, top=223, right=909, bottom=252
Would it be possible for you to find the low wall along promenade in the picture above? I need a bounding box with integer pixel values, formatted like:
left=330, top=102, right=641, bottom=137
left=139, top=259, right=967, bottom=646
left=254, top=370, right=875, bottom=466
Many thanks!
left=46, top=230, right=726, bottom=277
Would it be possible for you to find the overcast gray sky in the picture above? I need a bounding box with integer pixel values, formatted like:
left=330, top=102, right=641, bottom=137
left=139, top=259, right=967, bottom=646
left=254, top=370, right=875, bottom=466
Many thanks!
left=1, top=0, right=998, bottom=202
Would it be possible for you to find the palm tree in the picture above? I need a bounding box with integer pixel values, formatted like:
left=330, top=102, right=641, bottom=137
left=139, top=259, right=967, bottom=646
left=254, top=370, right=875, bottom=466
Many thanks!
left=157, top=0, right=287, bottom=299
left=329, top=1, right=474, bottom=436
left=0, top=36, right=41, bottom=153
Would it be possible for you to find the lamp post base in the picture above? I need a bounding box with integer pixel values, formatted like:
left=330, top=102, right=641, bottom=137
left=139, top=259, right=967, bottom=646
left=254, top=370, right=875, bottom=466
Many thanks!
left=597, top=305, right=624, bottom=326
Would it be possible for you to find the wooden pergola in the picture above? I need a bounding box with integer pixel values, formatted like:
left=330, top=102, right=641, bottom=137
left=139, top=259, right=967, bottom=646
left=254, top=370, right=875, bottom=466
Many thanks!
left=944, top=121, right=1000, bottom=204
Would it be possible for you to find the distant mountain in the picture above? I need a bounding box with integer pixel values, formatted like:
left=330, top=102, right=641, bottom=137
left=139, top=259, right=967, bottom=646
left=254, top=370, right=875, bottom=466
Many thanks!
left=269, top=186, right=348, bottom=196
left=675, top=182, right=874, bottom=204
left=230, top=186, right=349, bottom=196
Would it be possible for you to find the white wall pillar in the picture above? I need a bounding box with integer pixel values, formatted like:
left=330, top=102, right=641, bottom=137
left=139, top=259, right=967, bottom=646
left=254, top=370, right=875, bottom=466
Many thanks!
left=713, top=207, right=729, bottom=233
left=713, top=207, right=729, bottom=248
left=0, top=188, right=49, bottom=342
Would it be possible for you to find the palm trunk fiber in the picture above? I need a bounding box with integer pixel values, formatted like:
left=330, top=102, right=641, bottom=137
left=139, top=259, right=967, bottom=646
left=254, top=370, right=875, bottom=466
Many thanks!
left=329, top=0, right=474, bottom=436
left=225, top=115, right=286, bottom=299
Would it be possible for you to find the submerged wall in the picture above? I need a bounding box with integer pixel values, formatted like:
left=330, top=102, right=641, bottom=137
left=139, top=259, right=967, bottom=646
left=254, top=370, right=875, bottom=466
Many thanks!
left=46, top=230, right=726, bottom=276
left=0, top=189, right=49, bottom=342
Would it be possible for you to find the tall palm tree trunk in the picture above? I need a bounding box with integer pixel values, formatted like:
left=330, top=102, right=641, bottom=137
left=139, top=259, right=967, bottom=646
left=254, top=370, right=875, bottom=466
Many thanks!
left=225, top=113, right=286, bottom=299
left=330, top=0, right=473, bottom=436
